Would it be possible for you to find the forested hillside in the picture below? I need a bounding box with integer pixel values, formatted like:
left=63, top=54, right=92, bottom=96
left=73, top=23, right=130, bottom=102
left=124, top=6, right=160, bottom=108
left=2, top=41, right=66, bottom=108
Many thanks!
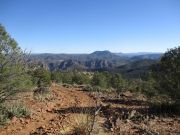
left=30, top=51, right=162, bottom=79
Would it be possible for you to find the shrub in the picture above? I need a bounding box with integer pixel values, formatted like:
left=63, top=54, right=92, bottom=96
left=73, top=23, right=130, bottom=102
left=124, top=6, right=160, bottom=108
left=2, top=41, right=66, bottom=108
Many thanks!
left=149, top=100, right=180, bottom=116
left=83, top=85, right=107, bottom=92
left=72, top=72, right=90, bottom=85
left=61, top=72, right=74, bottom=84
left=111, top=73, right=124, bottom=89
left=71, top=114, right=93, bottom=135
left=60, top=104, right=97, bottom=135
left=140, top=79, right=158, bottom=97
left=88, top=85, right=101, bottom=92
left=51, top=71, right=62, bottom=83
left=0, top=104, right=31, bottom=126
left=33, top=87, right=52, bottom=101
left=8, top=105, right=31, bottom=118
left=91, top=72, right=108, bottom=88
left=0, top=104, right=9, bottom=126
left=83, top=85, right=94, bottom=92
left=52, top=71, right=91, bottom=85
left=123, top=78, right=158, bottom=98
left=32, top=68, right=51, bottom=87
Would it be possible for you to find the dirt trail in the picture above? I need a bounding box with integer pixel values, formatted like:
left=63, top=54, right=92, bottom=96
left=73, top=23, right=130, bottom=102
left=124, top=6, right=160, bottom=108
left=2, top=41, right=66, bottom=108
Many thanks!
left=1, top=84, right=179, bottom=135
left=0, top=84, right=97, bottom=135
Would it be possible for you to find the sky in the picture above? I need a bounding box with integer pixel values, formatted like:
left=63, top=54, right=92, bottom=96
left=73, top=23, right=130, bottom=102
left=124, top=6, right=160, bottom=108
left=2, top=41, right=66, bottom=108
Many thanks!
left=0, top=0, right=180, bottom=53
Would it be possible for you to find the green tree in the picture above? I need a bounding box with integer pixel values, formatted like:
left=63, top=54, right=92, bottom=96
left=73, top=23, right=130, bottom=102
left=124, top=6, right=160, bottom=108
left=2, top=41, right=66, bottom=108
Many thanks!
left=61, top=72, right=73, bottom=84
left=111, top=73, right=124, bottom=89
left=91, top=72, right=107, bottom=88
left=152, top=46, right=180, bottom=99
left=72, top=72, right=90, bottom=85
left=0, top=24, right=32, bottom=103
left=101, top=71, right=112, bottom=88
left=51, top=71, right=62, bottom=83
left=32, top=68, right=51, bottom=87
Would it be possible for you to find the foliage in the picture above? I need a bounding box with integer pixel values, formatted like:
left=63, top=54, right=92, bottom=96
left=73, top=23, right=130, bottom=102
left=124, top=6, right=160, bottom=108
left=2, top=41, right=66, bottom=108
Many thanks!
left=152, top=46, right=180, bottom=99
left=32, top=68, right=51, bottom=87
left=72, top=72, right=90, bottom=85
left=33, top=87, right=52, bottom=101
left=91, top=71, right=127, bottom=92
left=91, top=72, right=108, bottom=88
left=61, top=72, right=74, bottom=84
left=83, top=85, right=108, bottom=92
left=149, top=99, right=180, bottom=116
left=51, top=71, right=91, bottom=85
left=111, top=73, right=126, bottom=90
left=51, top=71, right=62, bottom=83
left=8, top=104, right=31, bottom=118
left=0, top=104, right=31, bottom=126
left=0, top=104, right=9, bottom=126
left=124, top=78, right=157, bottom=97
left=140, top=78, right=158, bottom=97
left=0, top=24, right=33, bottom=103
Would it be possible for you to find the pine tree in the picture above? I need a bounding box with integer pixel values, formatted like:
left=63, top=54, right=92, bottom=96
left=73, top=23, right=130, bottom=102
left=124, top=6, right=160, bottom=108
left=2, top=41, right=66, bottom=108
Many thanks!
left=0, top=24, right=32, bottom=103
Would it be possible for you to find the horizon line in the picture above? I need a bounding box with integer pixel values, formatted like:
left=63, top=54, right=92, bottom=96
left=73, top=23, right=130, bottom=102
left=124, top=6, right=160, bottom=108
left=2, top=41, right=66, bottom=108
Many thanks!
left=31, top=51, right=164, bottom=55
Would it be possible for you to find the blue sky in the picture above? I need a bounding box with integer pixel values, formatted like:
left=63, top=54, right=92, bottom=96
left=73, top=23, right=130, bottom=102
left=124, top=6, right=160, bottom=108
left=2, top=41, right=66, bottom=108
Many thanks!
left=0, top=0, right=180, bottom=53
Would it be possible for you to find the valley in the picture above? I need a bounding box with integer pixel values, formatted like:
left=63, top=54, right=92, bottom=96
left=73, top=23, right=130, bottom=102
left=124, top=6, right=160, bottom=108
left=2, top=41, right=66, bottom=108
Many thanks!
left=31, top=51, right=162, bottom=79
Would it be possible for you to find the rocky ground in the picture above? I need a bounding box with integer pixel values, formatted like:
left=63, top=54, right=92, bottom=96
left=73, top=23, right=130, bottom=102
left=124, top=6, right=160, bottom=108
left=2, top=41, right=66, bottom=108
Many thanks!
left=0, top=84, right=179, bottom=135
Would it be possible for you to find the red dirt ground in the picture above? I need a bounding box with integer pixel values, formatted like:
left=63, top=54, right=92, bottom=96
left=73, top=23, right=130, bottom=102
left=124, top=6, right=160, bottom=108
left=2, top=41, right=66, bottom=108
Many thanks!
left=0, top=84, right=180, bottom=135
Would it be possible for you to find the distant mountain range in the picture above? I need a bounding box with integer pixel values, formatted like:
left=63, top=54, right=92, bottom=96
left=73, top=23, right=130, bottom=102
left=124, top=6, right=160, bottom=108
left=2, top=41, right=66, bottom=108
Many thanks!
left=115, top=52, right=162, bottom=58
left=31, top=51, right=163, bottom=79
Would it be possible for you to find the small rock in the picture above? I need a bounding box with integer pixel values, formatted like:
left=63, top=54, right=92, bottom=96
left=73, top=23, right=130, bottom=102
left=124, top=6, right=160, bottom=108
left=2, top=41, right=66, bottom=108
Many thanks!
left=110, top=128, right=114, bottom=132
left=41, top=125, right=46, bottom=129
left=57, top=122, right=61, bottom=126
left=129, top=110, right=136, bottom=119
left=121, top=91, right=133, bottom=98
left=25, top=119, right=30, bottom=124
left=126, top=119, right=131, bottom=123
left=46, top=108, right=52, bottom=112
left=19, top=118, right=25, bottom=124
left=17, top=127, right=23, bottom=131
left=11, top=116, right=17, bottom=123
left=37, top=108, right=41, bottom=112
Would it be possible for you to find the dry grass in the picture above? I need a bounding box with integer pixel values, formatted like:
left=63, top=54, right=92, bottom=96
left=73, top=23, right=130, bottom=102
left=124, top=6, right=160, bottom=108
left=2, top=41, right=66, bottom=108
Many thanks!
left=33, top=92, right=52, bottom=101
left=60, top=113, right=95, bottom=135
left=60, top=97, right=98, bottom=135
left=71, top=113, right=93, bottom=135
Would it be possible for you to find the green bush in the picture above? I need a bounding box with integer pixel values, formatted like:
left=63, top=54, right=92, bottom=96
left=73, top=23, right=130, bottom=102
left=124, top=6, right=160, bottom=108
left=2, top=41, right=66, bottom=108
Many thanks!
left=83, top=85, right=107, bottom=92
left=91, top=72, right=126, bottom=91
left=8, top=105, right=31, bottom=118
left=111, top=73, right=124, bottom=89
left=83, top=85, right=94, bottom=92
left=51, top=71, right=62, bottom=83
left=51, top=71, right=91, bottom=85
left=140, top=79, right=158, bottom=97
left=123, top=78, right=157, bottom=97
left=32, top=68, right=51, bottom=87
left=72, top=72, right=90, bottom=85
left=0, top=105, right=9, bottom=126
left=91, top=72, right=108, bottom=88
left=61, top=72, right=74, bottom=84
left=0, top=104, right=31, bottom=126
